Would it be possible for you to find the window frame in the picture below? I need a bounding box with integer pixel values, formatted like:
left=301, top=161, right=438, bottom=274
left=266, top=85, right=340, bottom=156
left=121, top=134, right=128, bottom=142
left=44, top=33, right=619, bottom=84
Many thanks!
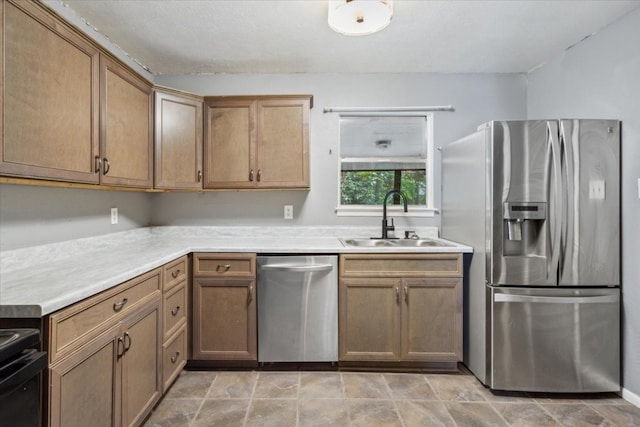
left=335, top=112, right=436, bottom=217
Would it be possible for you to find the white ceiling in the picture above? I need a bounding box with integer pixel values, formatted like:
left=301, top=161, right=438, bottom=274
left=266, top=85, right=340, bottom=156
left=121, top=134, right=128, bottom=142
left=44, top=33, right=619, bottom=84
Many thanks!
left=60, top=0, right=639, bottom=75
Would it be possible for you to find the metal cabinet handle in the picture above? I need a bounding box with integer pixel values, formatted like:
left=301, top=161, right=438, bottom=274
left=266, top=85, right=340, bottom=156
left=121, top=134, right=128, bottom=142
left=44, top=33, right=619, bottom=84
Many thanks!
left=404, top=286, right=408, bottom=303
left=117, top=337, right=125, bottom=359
left=113, top=298, right=128, bottom=312
left=102, top=157, right=110, bottom=175
left=171, top=306, right=180, bottom=316
left=249, top=169, right=254, bottom=181
left=395, top=287, right=399, bottom=304
left=170, top=352, right=180, bottom=364
left=248, top=286, right=253, bottom=304
left=123, top=332, right=131, bottom=353
left=94, top=155, right=101, bottom=173
left=171, top=269, right=181, bottom=278
left=197, top=170, right=202, bottom=182
left=257, top=169, right=261, bottom=182
left=216, top=264, right=231, bottom=273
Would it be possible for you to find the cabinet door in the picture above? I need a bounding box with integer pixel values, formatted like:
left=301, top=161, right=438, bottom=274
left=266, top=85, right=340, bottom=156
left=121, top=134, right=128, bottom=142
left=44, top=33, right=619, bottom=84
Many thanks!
left=1, top=0, right=100, bottom=183
left=257, top=97, right=310, bottom=188
left=49, top=323, right=121, bottom=427
left=204, top=99, right=256, bottom=189
left=192, top=278, right=257, bottom=361
left=339, top=278, right=400, bottom=361
left=121, top=297, right=161, bottom=427
left=154, top=90, right=203, bottom=189
left=400, top=278, right=462, bottom=362
left=100, top=55, right=153, bottom=188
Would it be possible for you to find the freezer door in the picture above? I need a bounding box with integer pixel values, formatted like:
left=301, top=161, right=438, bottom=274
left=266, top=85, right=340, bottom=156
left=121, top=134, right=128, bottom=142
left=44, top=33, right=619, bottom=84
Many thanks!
left=558, top=120, right=620, bottom=286
left=489, top=286, right=620, bottom=392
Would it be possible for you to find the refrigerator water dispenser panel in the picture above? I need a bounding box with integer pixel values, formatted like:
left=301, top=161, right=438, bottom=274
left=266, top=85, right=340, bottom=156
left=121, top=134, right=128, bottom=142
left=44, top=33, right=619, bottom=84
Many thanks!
left=503, top=202, right=546, bottom=241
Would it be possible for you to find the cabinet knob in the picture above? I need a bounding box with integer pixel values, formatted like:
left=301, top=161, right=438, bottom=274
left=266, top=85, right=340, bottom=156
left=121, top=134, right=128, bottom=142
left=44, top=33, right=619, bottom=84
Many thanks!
left=248, top=286, right=253, bottom=304
left=171, top=269, right=180, bottom=279
left=395, top=287, right=400, bottom=304
left=102, top=157, right=110, bottom=175
left=257, top=169, right=261, bottom=182
left=404, top=286, right=408, bottom=303
left=170, top=352, right=180, bottom=364
left=171, top=306, right=180, bottom=316
left=113, top=298, right=128, bottom=312
left=197, top=170, right=202, bottom=182
left=123, top=332, right=132, bottom=352
left=216, top=264, right=231, bottom=273
left=249, top=169, right=254, bottom=182
left=117, top=337, right=125, bottom=359
left=94, top=155, right=101, bottom=173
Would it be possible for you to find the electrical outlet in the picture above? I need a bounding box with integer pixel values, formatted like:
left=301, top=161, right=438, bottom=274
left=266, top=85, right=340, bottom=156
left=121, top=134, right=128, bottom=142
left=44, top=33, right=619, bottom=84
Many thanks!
left=588, top=180, right=605, bottom=200
left=111, top=207, right=118, bottom=224
left=284, top=205, right=293, bottom=219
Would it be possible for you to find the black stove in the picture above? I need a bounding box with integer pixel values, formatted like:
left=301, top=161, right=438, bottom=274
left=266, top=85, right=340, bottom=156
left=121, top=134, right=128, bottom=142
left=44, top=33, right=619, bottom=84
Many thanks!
left=0, top=328, right=47, bottom=427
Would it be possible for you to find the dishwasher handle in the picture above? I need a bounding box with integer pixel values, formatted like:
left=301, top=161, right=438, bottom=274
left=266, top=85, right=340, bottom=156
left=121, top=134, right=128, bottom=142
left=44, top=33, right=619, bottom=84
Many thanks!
left=260, top=263, right=334, bottom=273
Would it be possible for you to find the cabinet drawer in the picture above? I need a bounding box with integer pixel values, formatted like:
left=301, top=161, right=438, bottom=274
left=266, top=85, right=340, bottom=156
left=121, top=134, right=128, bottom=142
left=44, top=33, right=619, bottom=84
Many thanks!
left=162, top=326, right=187, bottom=393
left=339, top=254, right=463, bottom=278
left=193, top=253, right=256, bottom=277
left=48, top=268, right=161, bottom=363
left=163, top=256, right=188, bottom=291
left=163, top=281, right=187, bottom=341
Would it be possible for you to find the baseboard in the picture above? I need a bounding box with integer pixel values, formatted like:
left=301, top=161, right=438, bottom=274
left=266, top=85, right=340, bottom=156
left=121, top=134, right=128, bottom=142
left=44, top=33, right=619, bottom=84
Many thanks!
left=622, top=387, right=640, bottom=408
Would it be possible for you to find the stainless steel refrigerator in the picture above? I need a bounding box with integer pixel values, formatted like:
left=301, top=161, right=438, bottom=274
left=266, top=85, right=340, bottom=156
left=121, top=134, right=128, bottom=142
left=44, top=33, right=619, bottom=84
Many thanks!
left=441, top=119, right=620, bottom=392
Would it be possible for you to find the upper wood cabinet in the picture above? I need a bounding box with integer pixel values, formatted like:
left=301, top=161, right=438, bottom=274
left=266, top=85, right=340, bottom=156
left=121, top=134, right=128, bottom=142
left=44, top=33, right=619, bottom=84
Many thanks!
left=1, top=1, right=153, bottom=189
left=100, top=56, right=153, bottom=188
left=0, top=0, right=100, bottom=183
left=154, top=89, right=203, bottom=190
left=204, top=95, right=311, bottom=189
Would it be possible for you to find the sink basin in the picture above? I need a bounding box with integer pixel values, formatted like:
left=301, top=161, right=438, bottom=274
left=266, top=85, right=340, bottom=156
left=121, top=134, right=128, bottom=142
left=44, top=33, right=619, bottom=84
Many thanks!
left=340, top=239, right=395, bottom=247
left=340, top=238, right=452, bottom=248
left=390, top=239, right=451, bottom=247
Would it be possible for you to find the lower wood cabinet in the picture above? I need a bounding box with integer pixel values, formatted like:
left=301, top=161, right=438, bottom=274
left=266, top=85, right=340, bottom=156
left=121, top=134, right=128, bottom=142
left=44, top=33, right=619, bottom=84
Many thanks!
left=48, top=295, right=161, bottom=427
left=160, top=256, right=188, bottom=392
left=192, top=253, right=257, bottom=363
left=46, top=256, right=189, bottom=427
left=339, top=254, right=463, bottom=366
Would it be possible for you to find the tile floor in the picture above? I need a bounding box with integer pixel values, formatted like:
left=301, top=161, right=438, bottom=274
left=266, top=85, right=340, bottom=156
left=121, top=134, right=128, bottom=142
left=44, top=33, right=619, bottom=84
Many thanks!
left=143, top=369, right=640, bottom=427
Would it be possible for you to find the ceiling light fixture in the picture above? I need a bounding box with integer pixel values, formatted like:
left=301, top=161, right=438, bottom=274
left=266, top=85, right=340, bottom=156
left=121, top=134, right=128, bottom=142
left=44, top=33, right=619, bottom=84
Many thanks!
left=328, top=0, right=393, bottom=36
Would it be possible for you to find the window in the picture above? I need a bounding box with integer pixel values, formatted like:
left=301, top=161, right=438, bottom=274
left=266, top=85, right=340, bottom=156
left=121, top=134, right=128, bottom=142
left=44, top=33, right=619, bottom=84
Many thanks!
left=337, top=114, right=434, bottom=216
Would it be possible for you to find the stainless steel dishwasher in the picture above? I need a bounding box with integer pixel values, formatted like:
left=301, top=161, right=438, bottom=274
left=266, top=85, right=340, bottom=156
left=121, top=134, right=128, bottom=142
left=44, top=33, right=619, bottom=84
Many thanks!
left=257, top=255, right=338, bottom=362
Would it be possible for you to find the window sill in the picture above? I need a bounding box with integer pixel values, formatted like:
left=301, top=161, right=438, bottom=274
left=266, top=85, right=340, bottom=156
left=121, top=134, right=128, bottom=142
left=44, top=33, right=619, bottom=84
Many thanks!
left=335, top=206, right=438, bottom=217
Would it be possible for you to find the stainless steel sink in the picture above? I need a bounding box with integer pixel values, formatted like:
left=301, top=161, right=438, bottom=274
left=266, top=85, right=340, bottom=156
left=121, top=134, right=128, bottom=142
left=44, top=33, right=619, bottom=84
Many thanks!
left=340, top=238, right=452, bottom=248
left=390, top=239, right=450, bottom=247
left=340, top=239, right=395, bottom=247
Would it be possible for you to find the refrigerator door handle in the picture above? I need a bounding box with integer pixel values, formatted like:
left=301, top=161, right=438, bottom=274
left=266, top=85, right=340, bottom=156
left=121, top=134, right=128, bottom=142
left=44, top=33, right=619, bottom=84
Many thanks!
left=559, top=120, right=576, bottom=284
left=494, top=293, right=618, bottom=304
left=547, top=121, right=562, bottom=282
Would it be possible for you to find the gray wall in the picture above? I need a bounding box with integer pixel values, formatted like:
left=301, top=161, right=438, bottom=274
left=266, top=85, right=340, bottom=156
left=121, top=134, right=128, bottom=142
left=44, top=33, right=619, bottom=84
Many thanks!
left=152, top=73, right=526, bottom=230
left=0, top=184, right=151, bottom=250
left=527, top=8, right=640, bottom=398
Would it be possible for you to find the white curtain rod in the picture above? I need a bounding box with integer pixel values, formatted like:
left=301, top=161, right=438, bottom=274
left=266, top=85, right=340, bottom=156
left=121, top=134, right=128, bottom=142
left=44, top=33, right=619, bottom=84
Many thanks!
left=322, top=105, right=455, bottom=113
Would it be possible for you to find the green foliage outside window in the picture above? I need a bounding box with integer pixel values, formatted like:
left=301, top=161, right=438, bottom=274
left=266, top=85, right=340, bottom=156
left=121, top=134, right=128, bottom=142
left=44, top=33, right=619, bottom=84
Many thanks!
left=340, top=170, right=426, bottom=205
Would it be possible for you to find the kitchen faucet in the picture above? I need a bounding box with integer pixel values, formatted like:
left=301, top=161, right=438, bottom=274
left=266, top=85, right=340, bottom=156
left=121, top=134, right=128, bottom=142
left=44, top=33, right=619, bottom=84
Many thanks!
left=381, top=190, right=408, bottom=239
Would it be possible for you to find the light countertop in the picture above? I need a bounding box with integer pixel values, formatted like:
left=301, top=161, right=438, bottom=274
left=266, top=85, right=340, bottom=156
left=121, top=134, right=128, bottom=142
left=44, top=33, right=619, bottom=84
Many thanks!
left=0, top=226, right=471, bottom=318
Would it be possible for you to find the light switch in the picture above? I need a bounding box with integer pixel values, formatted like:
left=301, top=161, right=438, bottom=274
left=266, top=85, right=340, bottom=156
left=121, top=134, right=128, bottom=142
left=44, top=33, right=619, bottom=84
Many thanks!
left=588, top=180, right=605, bottom=200
left=111, top=207, right=118, bottom=224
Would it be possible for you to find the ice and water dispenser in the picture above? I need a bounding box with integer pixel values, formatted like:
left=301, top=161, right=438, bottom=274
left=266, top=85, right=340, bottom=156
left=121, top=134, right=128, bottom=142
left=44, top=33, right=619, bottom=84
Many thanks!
left=502, top=202, right=546, bottom=256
